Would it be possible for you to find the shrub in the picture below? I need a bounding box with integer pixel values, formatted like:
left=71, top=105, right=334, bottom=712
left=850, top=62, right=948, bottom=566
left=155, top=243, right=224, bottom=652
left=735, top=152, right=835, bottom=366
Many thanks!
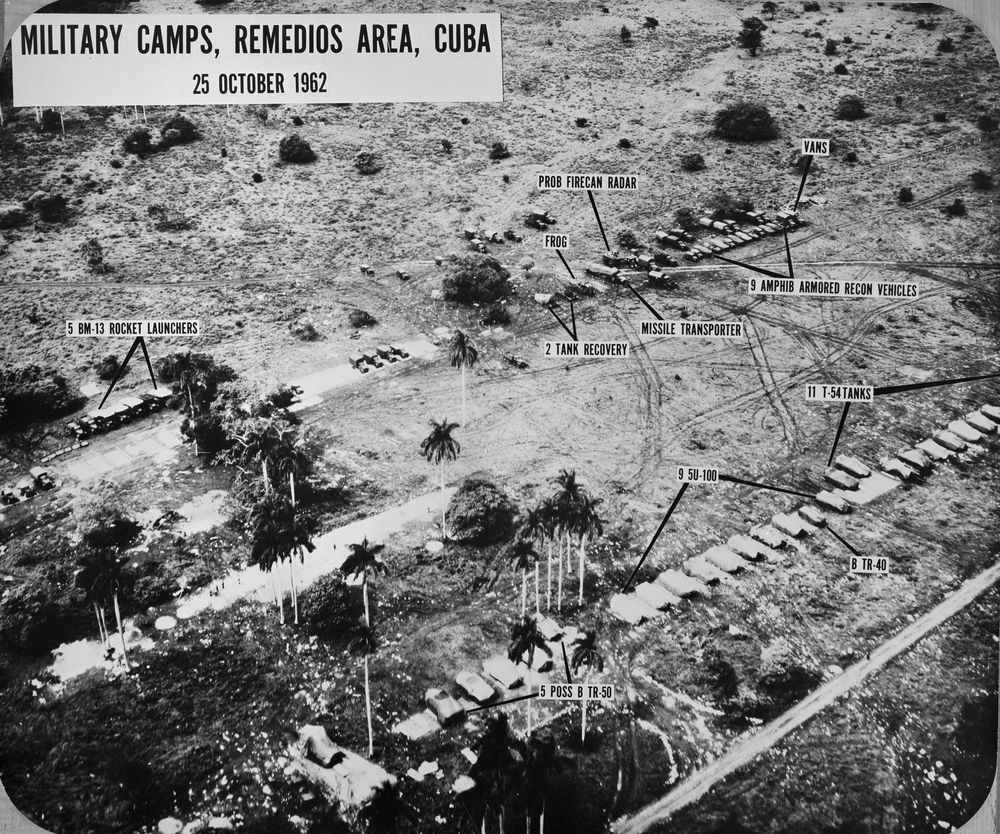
left=348, top=309, right=377, bottom=328
left=620, top=25, right=632, bottom=43
left=945, top=198, right=967, bottom=216
left=835, top=94, right=866, bottom=120
left=618, top=138, right=632, bottom=149
left=441, top=138, right=453, bottom=153
left=616, top=229, right=639, bottom=250
left=680, top=152, right=706, bottom=171
left=739, top=18, right=765, bottom=55
left=278, top=133, right=316, bottom=163
left=81, top=237, right=109, bottom=273
left=976, top=114, right=999, bottom=133
left=489, top=141, right=511, bottom=160
left=159, top=113, right=199, bottom=145
left=757, top=637, right=822, bottom=706
left=711, top=191, right=754, bottom=220
left=824, top=38, right=838, bottom=55
left=898, top=186, right=914, bottom=202
left=937, top=36, right=955, bottom=52
left=575, top=117, right=589, bottom=128
left=442, top=254, right=513, bottom=304
left=842, top=35, right=853, bottom=43
left=74, top=480, right=142, bottom=551
left=0, top=364, right=85, bottom=431
left=845, top=150, right=858, bottom=163
left=289, top=318, right=321, bottom=341
left=148, top=204, right=194, bottom=231
left=713, top=101, right=778, bottom=140
left=970, top=170, right=994, bottom=190
left=644, top=16, right=659, bottom=29
left=833, top=62, right=849, bottom=74
left=674, top=206, right=700, bottom=231
left=932, top=111, right=948, bottom=122
left=153, top=352, right=237, bottom=413
left=95, top=354, right=122, bottom=381
left=0, top=568, right=93, bottom=653
left=445, top=472, right=517, bottom=543
left=480, top=302, right=511, bottom=326
left=0, top=205, right=28, bottom=229
left=354, top=150, right=383, bottom=175
left=803, top=1, right=820, bottom=9
left=36, top=193, right=68, bottom=222
left=298, top=573, right=366, bottom=638
left=123, top=127, right=154, bottom=156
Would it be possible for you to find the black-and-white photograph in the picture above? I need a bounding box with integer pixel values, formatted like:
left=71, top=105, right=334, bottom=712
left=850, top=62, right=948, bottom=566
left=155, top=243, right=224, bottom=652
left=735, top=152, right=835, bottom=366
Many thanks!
left=0, top=1, right=998, bottom=833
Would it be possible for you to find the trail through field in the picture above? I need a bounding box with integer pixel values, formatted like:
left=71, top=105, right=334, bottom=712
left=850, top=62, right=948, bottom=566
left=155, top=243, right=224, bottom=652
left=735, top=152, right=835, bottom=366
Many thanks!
left=614, top=557, right=1000, bottom=834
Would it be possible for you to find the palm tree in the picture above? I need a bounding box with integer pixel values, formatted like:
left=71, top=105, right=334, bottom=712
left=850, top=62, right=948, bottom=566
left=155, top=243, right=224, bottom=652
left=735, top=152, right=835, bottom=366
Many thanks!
left=537, top=499, right=558, bottom=611
left=171, top=351, right=206, bottom=455
left=509, top=616, right=552, bottom=735
left=571, top=630, right=605, bottom=745
left=250, top=491, right=315, bottom=624
left=74, top=548, right=135, bottom=672
left=449, top=329, right=479, bottom=424
left=519, top=506, right=548, bottom=614
left=470, top=713, right=525, bottom=834
left=340, top=538, right=387, bottom=628
left=419, top=419, right=461, bottom=539
left=575, top=495, right=604, bottom=606
left=348, top=624, right=379, bottom=758
left=552, top=469, right=587, bottom=581
left=520, top=734, right=571, bottom=834
left=506, top=537, right=539, bottom=616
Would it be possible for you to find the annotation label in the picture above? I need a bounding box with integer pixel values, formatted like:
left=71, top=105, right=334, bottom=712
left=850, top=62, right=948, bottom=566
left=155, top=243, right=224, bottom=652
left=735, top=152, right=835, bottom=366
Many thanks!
left=805, top=384, right=874, bottom=403
left=849, top=556, right=889, bottom=575
left=537, top=683, right=616, bottom=701
left=640, top=320, right=743, bottom=338
left=66, top=320, right=201, bottom=337
left=543, top=234, right=568, bottom=249
left=748, top=278, right=919, bottom=299
left=800, top=137, right=830, bottom=156
left=536, top=173, right=638, bottom=191
left=544, top=341, right=630, bottom=358
left=676, top=467, right=719, bottom=484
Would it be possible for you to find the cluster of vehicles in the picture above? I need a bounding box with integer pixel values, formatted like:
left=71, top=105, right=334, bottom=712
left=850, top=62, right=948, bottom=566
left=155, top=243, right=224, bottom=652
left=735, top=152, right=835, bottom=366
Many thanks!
left=348, top=344, right=411, bottom=373
left=65, top=387, right=172, bottom=440
left=1, top=467, right=56, bottom=506
left=523, top=207, right=557, bottom=230
left=665, top=208, right=803, bottom=262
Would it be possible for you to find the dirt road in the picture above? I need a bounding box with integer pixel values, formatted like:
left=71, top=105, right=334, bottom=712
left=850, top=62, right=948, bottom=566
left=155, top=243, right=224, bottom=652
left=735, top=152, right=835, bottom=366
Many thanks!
left=615, top=557, right=1000, bottom=834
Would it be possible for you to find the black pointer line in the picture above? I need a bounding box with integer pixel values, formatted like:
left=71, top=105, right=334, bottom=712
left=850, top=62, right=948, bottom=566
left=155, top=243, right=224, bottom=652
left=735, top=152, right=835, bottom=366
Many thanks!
left=621, top=482, right=689, bottom=592
left=827, top=401, right=852, bottom=467
left=712, top=252, right=790, bottom=281
left=98, top=335, right=157, bottom=409
left=561, top=643, right=573, bottom=684
left=547, top=305, right=577, bottom=341
left=793, top=154, right=813, bottom=212
left=783, top=227, right=795, bottom=281
left=466, top=692, right=540, bottom=713
left=623, top=281, right=664, bottom=321
left=555, top=248, right=577, bottom=282
left=718, top=474, right=814, bottom=499
left=826, top=525, right=863, bottom=559
left=874, top=370, right=1000, bottom=396
left=553, top=250, right=580, bottom=337
left=587, top=189, right=610, bottom=251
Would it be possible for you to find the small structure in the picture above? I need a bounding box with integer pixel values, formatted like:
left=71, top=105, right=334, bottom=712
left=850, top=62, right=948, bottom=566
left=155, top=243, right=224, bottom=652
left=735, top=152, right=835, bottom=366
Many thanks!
left=634, top=581, right=680, bottom=610
left=833, top=455, right=871, bottom=479
left=425, top=688, right=464, bottom=726
left=455, top=671, right=495, bottom=704
left=823, top=468, right=858, bottom=491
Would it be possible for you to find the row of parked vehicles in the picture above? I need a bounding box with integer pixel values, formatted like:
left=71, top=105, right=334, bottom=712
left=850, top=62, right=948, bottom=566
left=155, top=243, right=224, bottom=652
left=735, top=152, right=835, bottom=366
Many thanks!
left=65, top=387, right=172, bottom=440
left=1, top=467, right=56, bottom=506
left=348, top=344, right=411, bottom=373
left=664, top=209, right=803, bottom=262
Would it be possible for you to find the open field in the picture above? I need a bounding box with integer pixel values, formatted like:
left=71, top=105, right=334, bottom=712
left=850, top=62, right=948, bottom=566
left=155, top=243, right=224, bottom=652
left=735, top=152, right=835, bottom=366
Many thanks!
left=1, top=1, right=999, bottom=833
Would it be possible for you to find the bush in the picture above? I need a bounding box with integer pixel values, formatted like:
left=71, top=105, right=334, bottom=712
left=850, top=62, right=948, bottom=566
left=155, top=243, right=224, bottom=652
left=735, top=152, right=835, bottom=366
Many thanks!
left=971, top=170, right=994, bottom=190
left=835, top=94, right=866, bottom=120
left=0, top=364, right=85, bottom=431
left=442, top=254, right=513, bottom=305
left=824, top=38, right=838, bottom=55
left=945, top=198, right=967, bottom=216
left=489, top=141, right=511, bottom=160
left=354, top=150, right=383, bottom=175
left=833, top=62, right=849, bottom=74
left=348, top=309, right=377, bottom=328
left=95, top=354, right=122, bottom=381
left=289, top=318, right=321, bottom=341
left=480, top=302, right=511, bottom=326
left=844, top=151, right=858, bottom=163
left=575, top=117, right=589, bottom=128
left=937, top=36, right=955, bottom=52
left=445, top=472, right=517, bottom=543
left=0, top=205, right=28, bottom=229
left=680, top=152, right=706, bottom=171
left=757, top=637, right=822, bottom=706
left=976, top=114, right=999, bottom=133
left=148, top=204, right=194, bottom=231
left=932, top=111, right=948, bottom=122
left=81, top=237, right=109, bottom=273
left=298, top=573, right=366, bottom=638
left=898, top=186, right=914, bottom=202
left=713, top=101, right=778, bottom=141
left=618, top=138, right=632, bottom=149
left=441, top=138, right=453, bottom=153
left=36, top=193, right=68, bottom=222
left=278, top=133, right=316, bottom=163
left=616, top=229, right=639, bottom=250
left=123, top=127, right=155, bottom=156
left=620, top=25, right=632, bottom=42
left=710, top=191, right=754, bottom=220
left=803, top=1, right=820, bottom=9
left=159, top=113, right=199, bottom=145
left=0, top=568, right=93, bottom=653
left=674, top=206, right=700, bottom=231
